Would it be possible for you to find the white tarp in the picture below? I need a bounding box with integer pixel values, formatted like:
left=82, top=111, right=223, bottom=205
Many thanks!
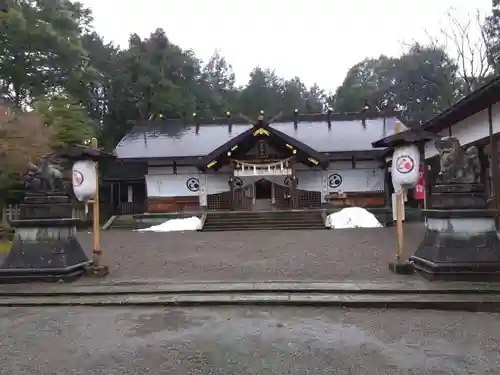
left=325, top=207, right=383, bottom=229
left=136, top=216, right=202, bottom=232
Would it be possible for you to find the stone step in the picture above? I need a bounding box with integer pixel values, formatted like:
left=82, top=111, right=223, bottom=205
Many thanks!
left=2, top=292, right=500, bottom=311
left=206, top=217, right=322, bottom=222
left=203, top=210, right=325, bottom=231
left=107, top=215, right=135, bottom=229
left=206, top=214, right=323, bottom=220
left=203, top=224, right=324, bottom=230
left=205, top=212, right=323, bottom=216
left=204, top=222, right=325, bottom=232
left=202, top=227, right=326, bottom=231
left=205, top=221, right=322, bottom=226
left=204, top=217, right=322, bottom=223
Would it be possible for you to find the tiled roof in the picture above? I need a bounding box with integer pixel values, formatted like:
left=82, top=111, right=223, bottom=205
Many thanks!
left=114, top=116, right=406, bottom=159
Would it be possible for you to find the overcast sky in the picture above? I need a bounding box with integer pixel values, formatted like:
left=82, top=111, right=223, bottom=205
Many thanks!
left=79, top=0, right=492, bottom=92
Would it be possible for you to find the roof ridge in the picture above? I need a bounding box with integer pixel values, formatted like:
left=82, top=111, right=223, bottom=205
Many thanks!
left=128, top=111, right=402, bottom=127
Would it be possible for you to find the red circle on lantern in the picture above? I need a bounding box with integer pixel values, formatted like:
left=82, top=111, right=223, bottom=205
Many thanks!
left=73, top=170, right=84, bottom=186
left=395, top=155, right=415, bottom=174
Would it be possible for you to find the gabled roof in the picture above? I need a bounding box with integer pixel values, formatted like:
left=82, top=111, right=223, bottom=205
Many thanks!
left=422, top=76, right=500, bottom=134
left=371, top=76, right=500, bottom=150
left=114, top=114, right=406, bottom=160
left=371, top=129, right=439, bottom=149
left=198, top=120, right=328, bottom=170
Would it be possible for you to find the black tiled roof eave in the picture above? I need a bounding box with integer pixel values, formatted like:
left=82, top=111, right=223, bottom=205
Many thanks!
left=197, top=124, right=328, bottom=171
left=51, top=144, right=116, bottom=161
left=269, top=126, right=328, bottom=168
left=115, top=114, right=406, bottom=160
left=130, top=110, right=404, bottom=127
left=422, top=76, right=500, bottom=134
left=371, top=129, right=440, bottom=148
left=197, top=127, right=255, bottom=170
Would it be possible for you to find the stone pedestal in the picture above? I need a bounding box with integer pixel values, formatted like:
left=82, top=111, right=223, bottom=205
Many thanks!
left=410, top=183, right=500, bottom=281
left=0, top=193, right=90, bottom=283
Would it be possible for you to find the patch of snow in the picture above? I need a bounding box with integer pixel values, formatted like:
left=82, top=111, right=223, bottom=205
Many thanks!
left=325, top=207, right=383, bottom=229
left=135, top=216, right=202, bottom=232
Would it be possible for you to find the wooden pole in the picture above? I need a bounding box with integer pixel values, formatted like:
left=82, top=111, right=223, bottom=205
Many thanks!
left=395, top=189, right=404, bottom=262
left=488, top=105, right=499, bottom=213
left=90, top=137, right=101, bottom=266
left=291, top=157, right=297, bottom=209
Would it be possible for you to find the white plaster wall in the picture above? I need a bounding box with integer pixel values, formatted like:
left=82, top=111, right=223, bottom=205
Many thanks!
left=424, top=102, right=500, bottom=159
left=147, top=166, right=385, bottom=198
left=326, top=160, right=379, bottom=169
left=294, top=171, right=322, bottom=191
left=206, top=173, right=232, bottom=194
left=325, top=168, right=384, bottom=193
left=145, top=166, right=201, bottom=197
left=146, top=174, right=200, bottom=197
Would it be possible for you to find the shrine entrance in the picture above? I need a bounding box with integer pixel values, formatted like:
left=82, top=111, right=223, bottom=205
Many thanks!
left=255, top=179, right=272, bottom=199
left=253, top=179, right=273, bottom=211
left=198, top=114, right=329, bottom=211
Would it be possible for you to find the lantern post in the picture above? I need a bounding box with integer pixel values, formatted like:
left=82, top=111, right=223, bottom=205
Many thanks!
left=371, top=127, right=438, bottom=274
left=72, top=139, right=114, bottom=277
left=0, top=143, right=114, bottom=282
left=90, top=137, right=102, bottom=268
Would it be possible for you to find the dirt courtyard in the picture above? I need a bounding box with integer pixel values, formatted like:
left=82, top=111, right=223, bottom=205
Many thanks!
left=72, top=224, right=426, bottom=283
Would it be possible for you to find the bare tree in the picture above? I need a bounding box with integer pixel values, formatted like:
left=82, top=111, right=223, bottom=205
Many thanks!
left=426, top=8, right=494, bottom=94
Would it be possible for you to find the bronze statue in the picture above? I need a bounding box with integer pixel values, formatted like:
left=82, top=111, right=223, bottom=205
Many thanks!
left=462, top=146, right=481, bottom=184
left=24, top=157, right=65, bottom=193
left=435, top=137, right=481, bottom=184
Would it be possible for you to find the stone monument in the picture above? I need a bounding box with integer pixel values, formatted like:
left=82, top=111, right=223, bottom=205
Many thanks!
left=0, top=156, right=90, bottom=283
left=410, top=136, right=500, bottom=280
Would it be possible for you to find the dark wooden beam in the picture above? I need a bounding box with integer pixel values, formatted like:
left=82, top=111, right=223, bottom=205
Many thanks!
left=489, top=104, right=499, bottom=214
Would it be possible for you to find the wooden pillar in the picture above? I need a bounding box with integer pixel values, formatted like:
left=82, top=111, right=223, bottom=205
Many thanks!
left=478, top=145, right=488, bottom=201
left=489, top=104, right=499, bottom=214
left=417, top=141, right=427, bottom=211
left=291, top=158, right=297, bottom=209
left=423, top=160, right=431, bottom=210
left=383, top=159, right=392, bottom=207
left=271, top=181, right=276, bottom=209
left=229, top=161, right=235, bottom=211
left=109, top=182, right=114, bottom=213
left=117, top=181, right=121, bottom=213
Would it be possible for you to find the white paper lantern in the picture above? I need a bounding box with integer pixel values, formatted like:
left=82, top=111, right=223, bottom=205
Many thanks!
left=72, top=160, right=97, bottom=202
left=391, top=144, right=420, bottom=191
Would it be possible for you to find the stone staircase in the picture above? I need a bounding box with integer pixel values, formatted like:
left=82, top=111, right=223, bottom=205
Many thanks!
left=202, top=210, right=326, bottom=231
left=103, top=214, right=135, bottom=230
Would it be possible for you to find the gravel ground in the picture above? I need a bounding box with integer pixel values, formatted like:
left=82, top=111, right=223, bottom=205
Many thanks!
left=0, top=224, right=425, bottom=283
left=0, top=306, right=499, bottom=374
left=72, top=223, right=425, bottom=283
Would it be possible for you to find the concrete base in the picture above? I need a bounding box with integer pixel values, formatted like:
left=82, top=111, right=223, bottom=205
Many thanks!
left=0, top=219, right=90, bottom=283
left=84, top=264, right=110, bottom=278
left=388, top=262, right=414, bottom=274
left=410, top=209, right=500, bottom=281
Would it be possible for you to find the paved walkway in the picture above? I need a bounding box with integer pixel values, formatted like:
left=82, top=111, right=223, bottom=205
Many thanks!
left=72, top=224, right=425, bottom=284
left=1, top=306, right=499, bottom=374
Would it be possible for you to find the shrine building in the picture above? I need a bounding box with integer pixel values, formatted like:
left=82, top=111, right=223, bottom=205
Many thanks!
left=105, top=110, right=409, bottom=214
